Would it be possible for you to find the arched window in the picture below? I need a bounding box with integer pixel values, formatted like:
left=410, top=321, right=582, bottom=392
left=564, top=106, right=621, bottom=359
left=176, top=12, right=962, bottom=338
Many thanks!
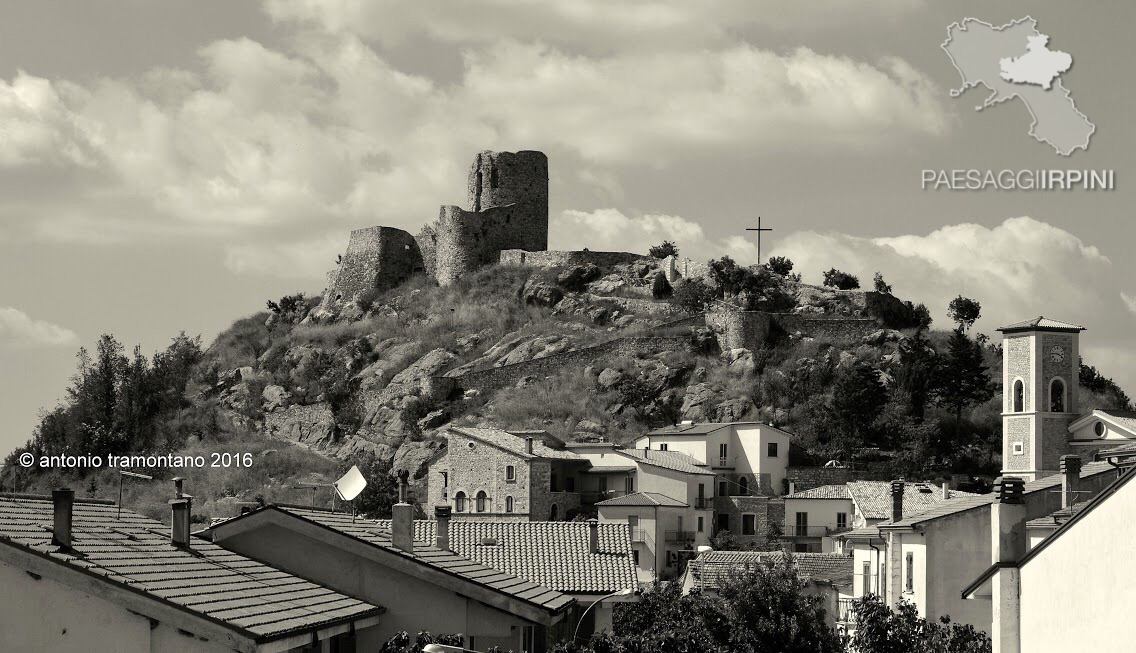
left=1050, top=378, right=1066, bottom=413
left=739, top=476, right=749, bottom=496
left=505, top=496, right=514, bottom=513
left=1013, top=379, right=1025, bottom=412
left=505, top=465, right=516, bottom=482
left=476, top=491, right=488, bottom=513
left=550, top=504, right=559, bottom=521
left=454, top=492, right=467, bottom=512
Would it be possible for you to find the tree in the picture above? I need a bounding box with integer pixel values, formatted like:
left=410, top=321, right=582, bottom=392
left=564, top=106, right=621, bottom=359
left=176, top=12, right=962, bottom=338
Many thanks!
left=873, top=272, right=892, bottom=294
left=351, top=452, right=404, bottom=519
left=832, top=362, right=888, bottom=453
left=651, top=272, right=673, bottom=299
left=895, top=328, right=937, bottom=421
left=1079, top=359, right=1133, bottom=410
left=381, top=631, right=465, bottom=653
left=822, top=268, right=860, bottom=290
left=649, top=240, right=680, bottom=259
left=767, top=256, right=794, bottom=276
left=669, top=278, right=717, bottom=313
left=947, top=295, right=981, bottom=332
left=850, top=595, right=991, bottom=653
left=708, top=256, right=795, bottom=312
left=912, top=303, right=933, bottom=329
left=557, top=556, right=844, bottom=653
left=933, top=328, right=994, bottom=436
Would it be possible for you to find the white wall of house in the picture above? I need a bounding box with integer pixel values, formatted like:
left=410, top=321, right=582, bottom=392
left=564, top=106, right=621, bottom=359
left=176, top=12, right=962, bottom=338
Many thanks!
left=1019, top=476, right=1136, bottom=653
left=632, top=434, right=709, bottom=465
left=634, top=464, right=713, bottom=546
left=597, top=505, right=658, bottom=583
left=733, top=425, right=790, bottom=490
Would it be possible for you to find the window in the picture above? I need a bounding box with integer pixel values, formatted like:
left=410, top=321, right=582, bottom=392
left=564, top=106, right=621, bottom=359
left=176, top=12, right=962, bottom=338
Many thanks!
left=599, top=476, right=608, bottom=494
left=767, top=442, right=778, bottom=457
left=626, top=476, right=635, bottom=494
left=1050, top=378, right=1066, bottom=413
left=1012, top=442, right=1024, bottom=455
left=697, top=516, right=704, bottom=532
left=837, top=512, right=848, bottom=530
left=505, top=496, right=514, bottom=513
left=550, top=473, right=558, bottom=492
left=454, top=492, right=467, bottom=512
left=716, top=513, right=729, bottom=533
left=659, top=443, right=668, bottom=451
left=905, top=552, right=914, bottom=592
left=550, top=504, right=558, bottom=521
left=742, top=514, right=756, bottom=535
left=720, top=443, right=727, bottom=457
left=1013, top=379, right=1024, bottom=412
left=880, top=562, right=886, bottom=602
left=862, top=561, right=871, bottom=596
left=795, top=512, right=808, bottom=537
left=738, top=476, right=749, bottom=496
left=475, top=491, right=488, bottom=513
left=521, top=626, right=534, bottom=653
left=1095, top=421, right=1106, bottom=437
left=632, top=550, right=640, bottom=565
left=718, top=480, right=728, bottom=497
left=441, top=471, right=448, bottom=487
left=505, top=465, right=516, bottom=482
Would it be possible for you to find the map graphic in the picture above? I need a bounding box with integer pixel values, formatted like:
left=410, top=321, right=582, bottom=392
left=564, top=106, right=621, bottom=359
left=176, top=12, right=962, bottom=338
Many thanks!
left=943, top=16, right=1094, bottom=156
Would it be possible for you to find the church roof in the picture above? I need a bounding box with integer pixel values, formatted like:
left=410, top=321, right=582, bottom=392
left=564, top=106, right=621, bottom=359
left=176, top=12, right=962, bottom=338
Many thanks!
left=997, top=316, right=1086, bottom=333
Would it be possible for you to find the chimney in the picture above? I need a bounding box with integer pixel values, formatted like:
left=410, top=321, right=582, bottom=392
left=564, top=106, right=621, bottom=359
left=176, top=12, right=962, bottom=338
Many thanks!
left=1060, top=455, right=1082, bottom=509
left=52, top=488, right=74, bottom=549
left=525, top=437, right=534, bottom=455
left=170, top=497, right=192, bottom=547
left=890, top=480, right=904, bottom=523
left=435, top=505, right=451, bottom=550
left=942, top=482, right=950, bottom=500
left=588, top=518, right=599, bottom=554
left=391, top=469, right=414, bottom=553
left=788, top=481, right=796, bottom=496
left=990, top=476, right=1027, bottom=653
left=173, top=477, right=185, bottom=498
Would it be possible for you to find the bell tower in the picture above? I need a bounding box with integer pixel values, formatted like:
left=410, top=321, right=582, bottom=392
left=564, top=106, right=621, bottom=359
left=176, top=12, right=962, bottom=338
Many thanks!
left=998, top=317, right=1084, bottom=481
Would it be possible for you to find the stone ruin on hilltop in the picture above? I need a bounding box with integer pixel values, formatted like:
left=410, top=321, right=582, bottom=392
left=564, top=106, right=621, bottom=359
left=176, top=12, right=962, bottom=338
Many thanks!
left=316, top=150, right=549, bottom=317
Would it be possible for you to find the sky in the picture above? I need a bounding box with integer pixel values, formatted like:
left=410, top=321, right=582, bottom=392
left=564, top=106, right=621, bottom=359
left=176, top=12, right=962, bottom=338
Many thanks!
left=2, top=1, right=1135, bottom=457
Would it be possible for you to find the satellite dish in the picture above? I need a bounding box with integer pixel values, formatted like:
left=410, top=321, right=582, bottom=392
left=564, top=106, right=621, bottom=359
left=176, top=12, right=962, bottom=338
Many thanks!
left=334, top=465, right=368, bottom=501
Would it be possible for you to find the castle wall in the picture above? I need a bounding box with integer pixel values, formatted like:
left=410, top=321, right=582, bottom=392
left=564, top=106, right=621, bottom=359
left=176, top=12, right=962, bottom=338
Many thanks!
left=468, top=150, right=548, bottom=251
left=705, top=309, right=876, bottom=350
left=706, top=310, right=773, bottom=350
left=325, top=226, right=424, bottom=304
left=498, top=249, right=648, bottom=269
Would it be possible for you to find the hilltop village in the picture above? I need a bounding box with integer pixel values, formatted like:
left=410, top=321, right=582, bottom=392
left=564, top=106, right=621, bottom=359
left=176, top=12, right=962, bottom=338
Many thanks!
left=3, top=151, right=1135, bottom=653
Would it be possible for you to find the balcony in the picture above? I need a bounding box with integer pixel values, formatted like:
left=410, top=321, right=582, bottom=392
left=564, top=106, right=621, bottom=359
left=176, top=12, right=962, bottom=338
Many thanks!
left=837, top=598, right=857, bottom=625
left=665, top=530, right=696, bottom=543
left=783, top=525, right=840, bottom=539
left=694, top=497, right=712, bottom=510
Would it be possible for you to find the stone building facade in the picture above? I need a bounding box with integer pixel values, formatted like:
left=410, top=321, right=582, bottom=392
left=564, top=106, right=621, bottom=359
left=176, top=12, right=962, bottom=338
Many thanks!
left=324, top=226, right=424, bottom=306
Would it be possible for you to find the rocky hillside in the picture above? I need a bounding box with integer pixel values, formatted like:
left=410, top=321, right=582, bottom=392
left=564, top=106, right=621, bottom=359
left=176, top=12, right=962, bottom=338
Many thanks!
left=9, top=255, right=1132, bottom=522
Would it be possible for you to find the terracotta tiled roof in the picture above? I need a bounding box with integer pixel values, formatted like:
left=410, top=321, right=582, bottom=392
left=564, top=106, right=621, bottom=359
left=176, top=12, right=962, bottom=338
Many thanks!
left=1099, top=440, right=1136, bottom=458
left=883, top=461, right=1115, bottom=528
left=785, top=485, right=852, bottom=500
left=833, top=526, right=882, bottom=541
left=646, top=422, right=738, bottom=436
left=1097, top=410, right=1136, bottom=436
left=450, top=426, right=583, bottom=461
left=276, top=507, right=575, bottom=612
left=846, top=481, right=976, bottom=520
left=595, top=492, right=687, bottom=507
left=617, top=449, right=715, bottom=476
left=997, top=316, right=1086, bottom=333
left=690, top=551, right=853, bottom=590
left=0, top=495, right=382, bottom=642
left=370, top=518, right=639, bottom=595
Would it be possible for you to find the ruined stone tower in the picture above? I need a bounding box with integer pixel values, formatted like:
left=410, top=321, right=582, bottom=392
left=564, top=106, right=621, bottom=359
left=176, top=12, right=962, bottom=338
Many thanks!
left=419, top=150, right=549, bottom=285
left=324, top=226, right=424, bottom=305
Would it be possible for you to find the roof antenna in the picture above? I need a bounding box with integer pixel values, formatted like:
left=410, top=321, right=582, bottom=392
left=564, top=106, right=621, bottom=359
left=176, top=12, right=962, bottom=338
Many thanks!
left=117, top=470, right=153, bottom=519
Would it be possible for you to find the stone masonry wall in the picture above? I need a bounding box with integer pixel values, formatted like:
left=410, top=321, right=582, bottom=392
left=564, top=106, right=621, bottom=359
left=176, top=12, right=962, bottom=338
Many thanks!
left=324, top=226, right=424, bottom=305
left=468, top=150, right=548, bottom=251
left=705, top=309, right=876, bottom=351
left=427, top=430, right=535, bottom=518
left=440, top=336, right=692, bottom=394
left=786, top=466, right=869, bottom=493
left=706, top=310, right=773, bottom=350
left=498, top=249, right=648, bottom=269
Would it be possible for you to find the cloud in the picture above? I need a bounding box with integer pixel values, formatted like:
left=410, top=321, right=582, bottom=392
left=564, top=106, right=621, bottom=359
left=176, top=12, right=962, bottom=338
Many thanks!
left=1122, top=292, right=1136, bottom=316
left=224, top=232, right=348, bottom=279
left=0, top=307, right=79, bottom=350
left=0, top=72, right=93, bottom=168
left=551, top=208, right=753, bottom=263
left=263, top=0, right=927, bottom=50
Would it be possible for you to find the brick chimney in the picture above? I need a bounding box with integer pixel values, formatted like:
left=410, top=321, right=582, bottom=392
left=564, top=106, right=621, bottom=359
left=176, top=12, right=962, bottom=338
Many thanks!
left=890, top=480, right=904, bottom=523
left=391, top=469, right=414, bottom=553
left=1060, top=455, right=1082, bottom=509
left=991, top=476, right=1027, bottom=653
left=52, top=488, right=74, bottom=548
left=435, top=505, right=451, bottom=550
left=587, top=518, right=599, bottom=554
left=525, top=437, right=534, bottom=455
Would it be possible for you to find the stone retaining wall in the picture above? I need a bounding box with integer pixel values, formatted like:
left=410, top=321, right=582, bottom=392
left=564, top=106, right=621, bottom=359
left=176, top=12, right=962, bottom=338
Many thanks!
left=499, top=249, right=649, bottom=269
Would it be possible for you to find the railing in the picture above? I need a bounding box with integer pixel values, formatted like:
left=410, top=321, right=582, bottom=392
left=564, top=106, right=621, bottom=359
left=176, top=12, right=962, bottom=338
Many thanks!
left=837, top=598, right=857, bottom=624
left=665, top=530, right=696, bottom=543
left=784, top=525, right=832, bottom=538
left=718, top=456, right=730, bottom=467
left=694, top=497, right=712, bottom=510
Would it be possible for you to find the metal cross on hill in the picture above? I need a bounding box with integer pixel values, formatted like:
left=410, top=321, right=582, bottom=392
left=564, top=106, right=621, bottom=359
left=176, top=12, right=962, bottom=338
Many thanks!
left=746, top=217, right=773, bottom=263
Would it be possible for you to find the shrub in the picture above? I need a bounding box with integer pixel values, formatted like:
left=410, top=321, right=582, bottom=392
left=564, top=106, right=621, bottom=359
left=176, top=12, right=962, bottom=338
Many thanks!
left=669, top=278, right=717, bottom=313
left=356, top=287, right=381, bottom=313
left=767, top=256, right=794, bottom=276
left=649, top=240, right=679, bottom=259
left=822, top=268, right=860, bottom=290
left=873, top=271, right=892, bottom=294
